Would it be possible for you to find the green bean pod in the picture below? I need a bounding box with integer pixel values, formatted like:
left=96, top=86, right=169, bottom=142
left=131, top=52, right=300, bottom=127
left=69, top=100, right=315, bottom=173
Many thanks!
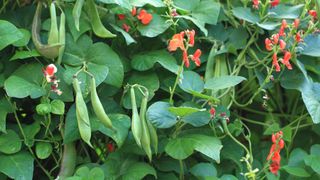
left=316, top=0, right=320, bottom=20
left=48, top=2, right=59, bottom=45
left=32, top=2, right=61, bottom=59
left=57, top=8, right=66, bottom=64
left=130, top=87, right=142, bottom=147
left=57, top=142, right=76, bottom=179
left=90, top=77, right=113, bottom=129
left=73, top=78, right=92, bottom=148
left=140, top=91, right=152, bottom=161
left=85, top=0, right=116, bottom=38
left=73, top=0, right=85, bottom=31
left=146, top=117, right=158, bottom=154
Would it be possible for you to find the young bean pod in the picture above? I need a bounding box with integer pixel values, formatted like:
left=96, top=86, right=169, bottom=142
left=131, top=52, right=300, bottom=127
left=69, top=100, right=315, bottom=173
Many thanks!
left=130, top=87, right=142, bottom=147
left=90, top=77, right=113, bottom=129
left=73, top=0, right=85, bottom=31
left=32, top=2, right=61, bottom=59
left=140, top=91, right=152, bottom=161
left=85, top=0, right=116, bottom=38
left=48, top=2, right=59, bottom=45
left=57, top=142, right=76, bottom=180
left=73, top=77, right=92, bottom=148
left=57, top=8, right=66, bottom=64
left=146, top=117, right=158, bottom=154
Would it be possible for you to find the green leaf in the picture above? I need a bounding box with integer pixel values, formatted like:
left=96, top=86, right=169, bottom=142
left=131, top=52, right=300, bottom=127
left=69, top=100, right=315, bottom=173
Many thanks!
left=168, top=106, right=202, bottom=117
left=182, top=111, right=211, bottom=127
left=232, top=7, right=260, bottom=24
left=137, top=13, right=171, bottom=37
left=301, top=82, right=320, bottom=124
left=178, top=15, right=207, bottom=36
left=190, top=163, right=217, bottom=179
left=204, top=75, right=246, bottom=90
left=191, top=0, right=220, bottom=25
left=122, top=71, right=159, bottom=109
left=65, top=6, right=91, bottom=41
left=4, top=63, right=45, bottom=98
left=98, top=0, right=131, bottom=10
left=300, top=35, right=320, bottom=57
left=282, top=126, right=292, bottom=142
left=0, top=20, right=23, bottom=50
left=165, top=134, right=222, bottom=162
left=282, top=166, right=311, bottom=177
left=10, top=49, right=40, bottom=61
left=130, top=0, right=165, bottom=7
left=89, top=167, right=105, bottom=180
left=257, top=22, right=280, bottom=30
left=50, top=99, right=65, bottom=115
left=131, top=50, right=179, bottom=74
left=0, top=98, right=13, bottom=133
left=179, top=71, right=204, bottom=93
left=268, top=4, right=304, bottom=19
left=121, top=162, right=157, bottom=180
left=305, top=155, right=320, bottom=174
left=288, top=148, right=308, bottom=167
left=264, top=123, right=280, bottom=135
left=146, top=101, right=177, bottom=128
left=110, top=24, right=136, bottom=45
left=0, top=151, right=34, bottom=180
left=12, top=28, right=30, bottom=47
left=0, top=130, right=22, bottom=154
left=35, top=142, right=53, bottom=159
left=23, top=120, right=41, bottom=147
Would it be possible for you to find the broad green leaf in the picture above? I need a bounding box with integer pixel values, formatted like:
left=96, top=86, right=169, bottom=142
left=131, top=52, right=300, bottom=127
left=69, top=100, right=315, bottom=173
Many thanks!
left=0, top=20, right=23, bottom=50
left=121, top=162, right=157, bottom=180
left=301, top=83, right=320, bottom=124
left=182, top=111, right=211, bottom=127
left=10, top=49, right=40, bottom=61
left=65, top=6, right=91, bottom=41
left=0, top=130, right=22, bottom=154
left=220, top=175, right=238, bottom=180
left=264, top=123, right=280, bottom=135
left=110, top=24, right=136, bottom=45
left=178, top=15, right=207, bottom=36
left=268, top=4, right=304, bottom=19
left=137, top=13, right=171, bottom=37
left=300, top=35, right=320, bottom=57
left=98, top=0, right=131, bottom=10
left=146, top=101, right=177, bottom=128
left=282, top=126, right=292, bottom=142
left=122, top=72, right=159, bottom=109
left=179, top=71, right=204, bottom=93
left=305, top=155, right=320, bottom=174
left=12, top=28, right=30, bottom=47
left=0, top=151, right=34, bottom=180
left=288, top=148, right=308, bottom=167
left=165, top=134, right=222, bottom=162
left=4, top=63, right=45, bottom=98
left=190, top=163, right=217, bottom=178
left=174, top=0, right=199, bottom=11
left=257, top=22, right=280, bottom=30
left=64, top=104, right=130, bottom=147
left=205, top=75, right=246, bottom=90
left=50, top=99, right=65, bottom=115
left=131, top=50, right=179, bottom=74
left=130, top=0, right=165, bottom=7
left=23, top=120, right=41, bottom=147
left=168, top=106, right=202, bottom=117
left=311, top=144, right=320, bottom=156
left=89, top=167, right=105, bottom=180
left=35, top=142, right=53, bottom=159
left=232, top=7, right=260, bottom=24
left=0, top=98, right=13, bottom=133
left=282, top=166, right=311, bottom=177
left=191, top=0, right=220, bottom=25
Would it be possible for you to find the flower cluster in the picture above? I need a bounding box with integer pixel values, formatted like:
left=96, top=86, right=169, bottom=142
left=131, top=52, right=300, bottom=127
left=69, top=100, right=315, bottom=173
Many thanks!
left=252, top=0, right=280, bottom=9
left=168, top=30, right=201, bottom=68
left=264, top=19, right=304, bottom=72
left=43, top=64, right=62, bottom=95
left=117, top=7, right=152, bottom=32
left=267, top=131, right=284, bottom=175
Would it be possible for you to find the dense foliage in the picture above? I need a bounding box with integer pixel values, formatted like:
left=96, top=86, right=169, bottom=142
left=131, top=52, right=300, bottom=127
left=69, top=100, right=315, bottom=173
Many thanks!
left=1, top=0, right=320, bottom=179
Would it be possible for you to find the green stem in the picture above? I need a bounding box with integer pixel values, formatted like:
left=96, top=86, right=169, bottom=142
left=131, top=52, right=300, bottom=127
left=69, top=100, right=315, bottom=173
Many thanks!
left=169, top=61, right=184, bottom=105
left=179, top=160, right=184, bottom=180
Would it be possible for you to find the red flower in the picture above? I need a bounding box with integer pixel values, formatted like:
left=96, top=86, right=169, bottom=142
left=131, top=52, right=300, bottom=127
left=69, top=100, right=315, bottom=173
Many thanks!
left=107, top=143, right=115, bottom=152
left=137, top=9, right=153, bottom=25
left=186, top=30, right=195, bottom=47
left=279, top=39, right=286, bottom=50
left=252, top=0, right=259, bottom=9
left=265, top=38, right=273, bottom=51
left=272, top=33, right=279, bottom=44
left=270, top=0, right=280, bottom=8
left=183, top=50, right=189, bottom=67
left=43, top=64, right=62, bottom=95
left=279, top=27, right=285, bottom=36
left=122, top=23, right=130, bottom=32
left=272, top=53, right=280, bottom=72
left=281, top=19, right=287, bottom=28
left=168, top=32, right=185, bottom=52
left=309, top=10, right=317, bottom=18
left=295, top=31, right=302, bottom=42
left=131, top=7, right=137, bottom=16
left=279, top=20, right=287, bottom=37
left=267, top=131, right=284, bottom=175
left=282, top=51, right=292, bottom=70
left=191, top=49, right=201, bottom=66
left=45, top=64, right=57, bottom=77
left=210, top=107, right=216, bottom=117
left=293, top=19, right=300, bottom=29
left=118, top=14, right=126, bottom=20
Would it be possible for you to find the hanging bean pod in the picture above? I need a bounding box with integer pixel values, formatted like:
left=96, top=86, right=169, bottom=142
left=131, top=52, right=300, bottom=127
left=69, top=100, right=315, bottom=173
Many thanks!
left=130, top=87, right=142, bottom=147
left=73, top=0, right=85, bottom=31
left=48, top=2, right=59, bottom=45
left=73, top=77, right=92, bottom=148
left=57, top=7, right=66, bottom=64
left=139, top=90, right=152, bottom=161
left=90, top=77, right=113, bottom=129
